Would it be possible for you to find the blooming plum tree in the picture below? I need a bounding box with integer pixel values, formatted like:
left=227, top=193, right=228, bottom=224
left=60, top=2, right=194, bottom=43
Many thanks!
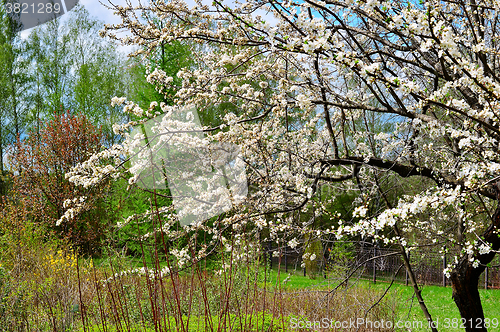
left=66, top=0, right=500, bottom=329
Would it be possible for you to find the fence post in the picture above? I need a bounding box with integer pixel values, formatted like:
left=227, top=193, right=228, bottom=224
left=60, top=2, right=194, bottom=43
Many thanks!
left=485, top=266, right=489, bottom=290
left=442, top=251, right=447, bottom=287
left=268, top=241, right=272, bottom=269
left=284, top=247, right=287, bottom=273
left=405, top=252, right=410, bottom=286
left=372, top=246, right=377, bottom=284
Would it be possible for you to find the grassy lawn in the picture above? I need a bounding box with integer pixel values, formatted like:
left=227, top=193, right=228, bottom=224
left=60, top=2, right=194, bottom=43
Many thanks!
left=262, top=267, right=500, bottom=331
left=85, top=312, right=283, bottom=332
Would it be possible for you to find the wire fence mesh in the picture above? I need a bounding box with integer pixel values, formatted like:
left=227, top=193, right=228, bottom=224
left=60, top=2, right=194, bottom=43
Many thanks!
left=268, top=243, right=500, bottom=289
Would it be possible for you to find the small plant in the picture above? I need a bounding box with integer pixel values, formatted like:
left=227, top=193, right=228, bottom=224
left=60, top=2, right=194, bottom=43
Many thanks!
left=325, top=241, right=355, bottom=281
left=303, top=233, right=323, bottom=279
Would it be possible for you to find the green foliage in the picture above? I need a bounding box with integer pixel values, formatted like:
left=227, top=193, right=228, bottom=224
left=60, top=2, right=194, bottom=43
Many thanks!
left=107, top=178, right=151, bottom=255
left=325, top=241, right=355, bottom=280
left=108, top=177, right=175, bottom=256
left=0, top=211, right=89, bottom=331
left=84, top=312, right=283, bottom=332
left=303, top=233, right=323, bottom=279
left=23, top=5, right=128, bottom=144
left=0, top=2, right=31, bottom=171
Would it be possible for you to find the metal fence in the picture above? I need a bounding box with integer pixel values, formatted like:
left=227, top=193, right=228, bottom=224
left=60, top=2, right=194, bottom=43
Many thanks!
left=268, top=243, right=500, bottom=289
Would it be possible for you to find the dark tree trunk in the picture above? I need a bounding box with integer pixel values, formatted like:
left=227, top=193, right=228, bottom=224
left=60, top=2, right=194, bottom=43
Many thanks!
left=450, top=256, right=488, bottom=331
left=450, top=183, right=500, bottom=331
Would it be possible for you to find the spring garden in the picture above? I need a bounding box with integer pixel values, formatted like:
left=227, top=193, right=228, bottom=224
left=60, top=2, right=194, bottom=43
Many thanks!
left=3, top=0, right=500, bottom=331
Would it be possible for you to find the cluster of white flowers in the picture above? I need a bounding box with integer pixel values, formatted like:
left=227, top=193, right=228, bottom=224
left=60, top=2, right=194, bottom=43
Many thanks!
left=116, top=215, right=136, bottom=229
left=66, top=144, right=125, bottom=188
left=352, top=206, right=368, bottom=218
left=56, top=197, right=88, bottom=226
left=288, top=238, right=300, bottom=249
left=110, top=96, right=127, bottom=106
left=62, top=196, right=87, bottom=209
left=478, top=243, right=492, bottom=256
left=170, top=248, right=192, bottom=268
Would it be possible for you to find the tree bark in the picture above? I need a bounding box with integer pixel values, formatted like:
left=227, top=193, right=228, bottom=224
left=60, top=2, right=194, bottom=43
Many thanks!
left=450, top=256, right=488, bottom=331
left=450, top=183, right=500, bottom=331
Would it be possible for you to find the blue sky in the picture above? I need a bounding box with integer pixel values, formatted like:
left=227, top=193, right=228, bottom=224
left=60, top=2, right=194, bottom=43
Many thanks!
left=78, top=0, right=272, bottom=32
left=19, top=0, right=130, bottom=38
left=20, top=0, right=275, bottom=54
left=80, top=0, right=129, bottom=26
left=20, top=0, right=137, bottom=52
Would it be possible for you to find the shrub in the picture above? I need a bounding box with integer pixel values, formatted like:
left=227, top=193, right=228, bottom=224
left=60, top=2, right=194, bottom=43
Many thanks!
left=325, top=241, right=355, bottom=281
left=303, top=233, right=323, bottom=279
left=0, top=205, right=93, bottom=331
left=9, top=111, right=111, bottom=255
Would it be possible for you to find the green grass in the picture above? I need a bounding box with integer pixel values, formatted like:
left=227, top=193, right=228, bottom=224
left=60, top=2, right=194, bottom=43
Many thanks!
left=84, top=312, right=284, bottom=332
left=261, top=267, right=500, bottom=331
left=385, top=282, right=500, bottom=331
left=260, top=268, right=332, bottom=289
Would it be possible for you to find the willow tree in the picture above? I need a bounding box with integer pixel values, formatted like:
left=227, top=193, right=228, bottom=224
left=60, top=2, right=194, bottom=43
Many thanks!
left=67, top=0, right=500, bottom=330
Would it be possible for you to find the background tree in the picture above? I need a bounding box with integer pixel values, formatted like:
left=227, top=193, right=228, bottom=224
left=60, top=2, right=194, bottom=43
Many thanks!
left=66, top=5, right=129, bottom=145
left=0, top=2, right=30, bottom=167
left=10, top=112, right=110, bottom=255
left=23, top=5, right=128, bottom=144
left=27, top=17, right=70, bottom=117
